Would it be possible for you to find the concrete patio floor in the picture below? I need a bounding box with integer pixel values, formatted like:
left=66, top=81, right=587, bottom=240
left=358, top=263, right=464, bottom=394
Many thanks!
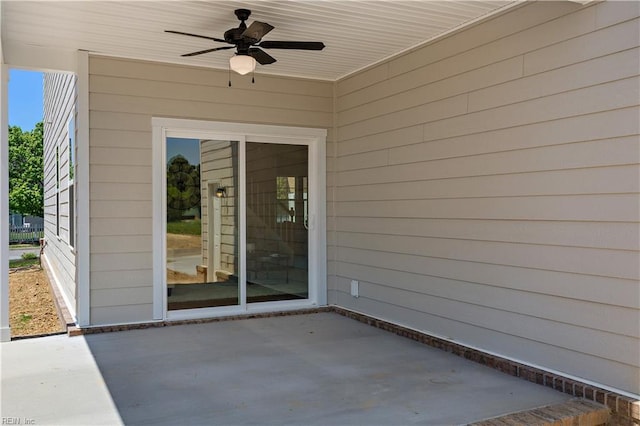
left=1, top=312, right=572, bottom=425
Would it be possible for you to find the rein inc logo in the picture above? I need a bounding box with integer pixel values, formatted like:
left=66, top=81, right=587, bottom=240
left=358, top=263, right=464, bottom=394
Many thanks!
left=2, top=419, right=35, bottom=425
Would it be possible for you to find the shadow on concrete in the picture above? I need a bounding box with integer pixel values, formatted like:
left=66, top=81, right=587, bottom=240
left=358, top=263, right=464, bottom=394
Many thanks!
left=79, top=312, right=570, bottom=425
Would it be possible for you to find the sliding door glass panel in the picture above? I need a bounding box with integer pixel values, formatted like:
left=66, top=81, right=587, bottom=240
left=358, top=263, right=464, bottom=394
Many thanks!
left=166, top=138, right=240, bottom=310
left=246, top=142, right=309, bottom=302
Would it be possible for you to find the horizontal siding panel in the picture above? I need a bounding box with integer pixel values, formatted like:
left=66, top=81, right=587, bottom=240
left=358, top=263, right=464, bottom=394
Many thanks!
left=90, top=93, right=333, bottom=128
left=90, top=56, right=333, bottom=98
left=90, top=129, right=151, bottom=149
left=387, top=56, right=522, bottom=106
left=469, top=47, right=640, bottom=112
left=386, top=1, right=581, bottom=77
left=352, top=281, right=638, bottom=366
left=338, top=56, right=522, bottom=117
left=397, top=107, right=639, bottom=161
left=90, top=147, right=151, bottom=167
left=340, top=249, right=638, bottom=308
left=346, top=137, right=638, bottom=177
left=91, top=252, right=153, bottom=272
left=91, top=287, right=152, bottom=308
left=337, top=63, right=389, bottom=97
left=338, top=94, right=467, bottom=142
left=90, top=75, right=333, bottom=113
left=388, top=5, right=595, bottom=82
left=524, top=18, right=640, bottom=76
left=595, top=0, right=640, bottom=29
left=90, top=111, right=151, bottom=132
left=339, top=138, right=639, bottom=184
left=338, top=125, right=423, bottom=156
left=338, top=262, right=640, bottom=338
left=421, top=77, right=640, bottom=143
left=90, top=218, right=152, bottom=236
left=91, top=304, right=153, bottom=325
left=91, top=270, right=153, bottom=290
left=339, top=101, right=639, bottom=160
left=337, top=232, right=639, bottom=280
left=335, top=217, right=639, bottom=251
left=91, top=236, right=152, bottom=254
left=335, top=195, right=639, bottom=222
left=336, top=165, right=640, bottom=201
left=90, top=165, right=151, bottom=184
left=335, top=150, right=389, bottom=172
left=91, top=183, right=152, bottom=201
left=90, top=200, right=152, bottom=218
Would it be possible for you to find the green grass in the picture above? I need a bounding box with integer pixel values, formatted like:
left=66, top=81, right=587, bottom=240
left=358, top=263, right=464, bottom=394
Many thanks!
left=167, top=219, right=202, bottom=235
left=9, top=243, right=40, bottom=249
left=21, top=252, right=38, bottom=260
left=9, top=258, right=40, bottom=269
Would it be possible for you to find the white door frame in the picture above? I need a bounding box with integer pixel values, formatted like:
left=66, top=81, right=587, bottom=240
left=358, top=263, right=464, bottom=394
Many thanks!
left=152, top=118, right=327, bottom=321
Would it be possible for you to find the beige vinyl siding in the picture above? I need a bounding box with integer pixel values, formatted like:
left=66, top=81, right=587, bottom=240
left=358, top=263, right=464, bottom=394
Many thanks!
left=332, top=0, right=639, bottom=395
left=43, top=73, right=77, bottom=314
left=88, top=56, right=332, bottom=325
left=200, top=140, right=238, bottom=277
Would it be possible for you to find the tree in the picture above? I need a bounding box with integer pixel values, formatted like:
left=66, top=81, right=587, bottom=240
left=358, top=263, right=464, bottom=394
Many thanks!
left=166, top=155, right=200, bottom=221
left=8, top=122, right=44, bottom=217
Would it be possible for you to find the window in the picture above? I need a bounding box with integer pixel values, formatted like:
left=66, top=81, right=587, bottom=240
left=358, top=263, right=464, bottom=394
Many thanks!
left=56, top=146, right=60, bottom=237
left=68, top=117, right=75, bottom=248
left=275, top=176, right=309, bottom=228
left=276, top=176, right=296, bottom=223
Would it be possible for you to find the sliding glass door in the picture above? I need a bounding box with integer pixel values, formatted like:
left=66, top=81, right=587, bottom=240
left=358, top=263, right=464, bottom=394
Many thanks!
left=246, top=142, right=309, bottom=303
left=166, top=138, right=240, bottom=310
left=153, top=120, right=325, bottom=320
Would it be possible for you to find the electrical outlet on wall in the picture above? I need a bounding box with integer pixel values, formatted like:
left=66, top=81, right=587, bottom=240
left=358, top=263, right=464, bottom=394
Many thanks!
left=350, top=280, right=359, bottom=298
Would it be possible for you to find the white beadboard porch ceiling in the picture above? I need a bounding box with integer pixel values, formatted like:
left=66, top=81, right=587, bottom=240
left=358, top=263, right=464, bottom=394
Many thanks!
left=2, top=0, right=519, bottom=81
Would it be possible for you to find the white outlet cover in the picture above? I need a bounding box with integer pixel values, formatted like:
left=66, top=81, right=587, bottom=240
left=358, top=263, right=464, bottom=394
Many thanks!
left=350, top=280, right=359, bottom=298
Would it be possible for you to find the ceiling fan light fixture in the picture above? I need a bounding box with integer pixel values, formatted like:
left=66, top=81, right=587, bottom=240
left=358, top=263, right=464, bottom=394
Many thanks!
left=229, top=54, right=256, bottom=75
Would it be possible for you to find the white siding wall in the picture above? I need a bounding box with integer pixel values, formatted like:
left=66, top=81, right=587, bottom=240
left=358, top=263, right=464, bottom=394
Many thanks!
left=88, top=57, right=333, bottom=325
left=333, top=1, right=639, bottom=395
left=43, top=73, right=77, bottom=314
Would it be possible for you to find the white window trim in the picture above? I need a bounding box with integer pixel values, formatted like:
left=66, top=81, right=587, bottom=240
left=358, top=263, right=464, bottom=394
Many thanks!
left=152, top=118, right=327, bottom=321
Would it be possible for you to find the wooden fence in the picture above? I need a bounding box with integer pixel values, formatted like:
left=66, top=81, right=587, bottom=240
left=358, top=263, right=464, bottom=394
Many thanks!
left=9, top=225, right=44, bottom=245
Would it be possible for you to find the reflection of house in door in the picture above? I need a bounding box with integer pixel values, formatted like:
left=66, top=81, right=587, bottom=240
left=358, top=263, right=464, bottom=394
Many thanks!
left=200, top=140, right=238, bottom=282
left=207, top=183, right=222, bottom=282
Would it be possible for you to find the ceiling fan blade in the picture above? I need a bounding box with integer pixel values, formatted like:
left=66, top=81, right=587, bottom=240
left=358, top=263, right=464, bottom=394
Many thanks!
left=242, top=21, right=274, bottom=42
left=248, top=48, right=277, bottom=65
left=258, top=41, right=325, bottom=50
left=181, top=46, right=234, bottom=57
left=165, top=30, right=227, bottom=44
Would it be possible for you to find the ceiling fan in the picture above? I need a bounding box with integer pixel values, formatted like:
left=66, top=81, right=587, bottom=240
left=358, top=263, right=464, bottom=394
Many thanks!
left=165, top=8, right=325, bottom=75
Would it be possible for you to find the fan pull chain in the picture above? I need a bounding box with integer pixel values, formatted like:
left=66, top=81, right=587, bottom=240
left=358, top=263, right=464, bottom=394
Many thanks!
left=252, top=69, right=255, bottom=84
left=228, top=64, right=232, bottom=87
